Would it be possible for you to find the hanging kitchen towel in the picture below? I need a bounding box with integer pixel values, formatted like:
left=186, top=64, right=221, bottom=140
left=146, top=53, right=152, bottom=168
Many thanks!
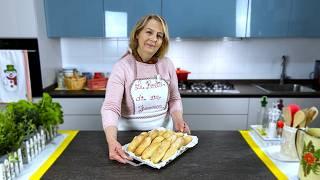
left=0, top=50, right=32, bottom=103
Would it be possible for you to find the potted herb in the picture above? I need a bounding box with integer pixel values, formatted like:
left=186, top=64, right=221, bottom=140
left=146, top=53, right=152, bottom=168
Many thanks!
left=0, top=110, right=24, bottom=156
left=0, top=110, right=24, bottom=179
left=5, top=100, right=39, bottom=137
left=36, top=93, right=64, bottom=142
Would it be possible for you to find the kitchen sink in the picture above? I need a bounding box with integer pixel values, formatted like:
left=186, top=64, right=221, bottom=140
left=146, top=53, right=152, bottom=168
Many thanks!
left=255, top=83, right=316, bottom=93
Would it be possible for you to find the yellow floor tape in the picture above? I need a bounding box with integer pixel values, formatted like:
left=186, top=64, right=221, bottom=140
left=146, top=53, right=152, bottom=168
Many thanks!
left=29, top=130, right=79, bottom=180
left=239, top=130, right=287, bottom=180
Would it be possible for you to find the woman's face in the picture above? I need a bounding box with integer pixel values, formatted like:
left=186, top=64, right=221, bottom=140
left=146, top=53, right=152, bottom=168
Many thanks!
left=136, top=19, right=164, bottom=58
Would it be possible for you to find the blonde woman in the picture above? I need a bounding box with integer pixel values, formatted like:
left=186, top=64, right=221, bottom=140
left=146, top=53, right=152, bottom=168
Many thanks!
left=101, top=14, right=190, bottom=164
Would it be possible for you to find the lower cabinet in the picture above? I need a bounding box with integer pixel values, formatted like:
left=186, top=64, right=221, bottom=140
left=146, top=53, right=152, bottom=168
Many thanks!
left=52, top=98, right=104, bottom=130
left=52, top=97, right=250, bottom=131
left=182, top=98, right=249, bottom=130
left=36, top=96, right=319, bottom=131
left=59, top=115, right=103, bottom=130
left=184, top=115, right=248, bottom=130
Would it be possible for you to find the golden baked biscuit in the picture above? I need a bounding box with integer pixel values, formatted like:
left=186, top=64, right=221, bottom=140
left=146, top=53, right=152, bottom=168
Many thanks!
left=175, top=132, right=184, bottom=137
left=171, top=137, right=184, bottom=149
left=162, top=137, right=184, bottom=161
left=134, top=136, right=152, bottom=156
left=141, top=142, right=161, bottom=160
left=162, top=130, right=174, bottom=139
left=151, top=136, right=165, bottom=145
left=150, top=140, right=171, bottom=164
left=162, top=146, right=177, bottom=161
left=166, top=134, right=177, bottom=144
left=127, top=134, right=147, bottom=153
left=148, top=130, right=159, bottom=140
left=140, top=132, right=148, bottom=136
left=158, top=130, right=166, bottom=136
left=183, top=136, right=193, bottom=146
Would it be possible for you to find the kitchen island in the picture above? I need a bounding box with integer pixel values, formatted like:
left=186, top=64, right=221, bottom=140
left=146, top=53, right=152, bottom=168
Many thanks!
left=42, top=131, right=275, bottom=179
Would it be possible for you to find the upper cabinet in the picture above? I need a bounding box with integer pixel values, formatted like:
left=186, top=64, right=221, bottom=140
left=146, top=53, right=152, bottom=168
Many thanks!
left=44, top=0, right=104, bottom=37
left=103, top=0, right=161, bottom=37
left=162, top=0, right=246, bottom=38
left=43, top=0, right=320, bottom=38
left=288, top=0, right=320, bottom=37
left=247, top=0, right=291, bottom=37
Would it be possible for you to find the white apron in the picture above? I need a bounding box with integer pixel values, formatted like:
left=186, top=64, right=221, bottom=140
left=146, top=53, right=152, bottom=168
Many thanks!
left=118, top=61, right=173, bottom=131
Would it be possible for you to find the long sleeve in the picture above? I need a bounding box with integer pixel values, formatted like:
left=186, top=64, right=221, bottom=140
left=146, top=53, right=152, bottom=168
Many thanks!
left=101, top=61, right=126, bottom=129
left=101, top=55, right=183, bottom=129
left=166, top=58, right=183, bottom=114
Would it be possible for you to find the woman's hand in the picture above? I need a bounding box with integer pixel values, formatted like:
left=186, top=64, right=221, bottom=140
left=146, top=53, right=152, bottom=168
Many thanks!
left=174, top=119, right=191, bottom=134
left=107, top=139, right=132, bottom=164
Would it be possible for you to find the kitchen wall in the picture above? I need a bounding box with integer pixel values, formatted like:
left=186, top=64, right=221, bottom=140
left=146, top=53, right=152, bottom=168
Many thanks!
left=33, top=0, right=62, bottom=88
left=61, top=38, right=320, bottom=80
left=0, top=0, right=61, bottom=89
left=0, top=0, right=37, bottom=37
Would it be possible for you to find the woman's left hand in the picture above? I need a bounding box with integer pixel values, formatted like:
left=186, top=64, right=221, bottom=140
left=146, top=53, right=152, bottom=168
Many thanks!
left=174, top=119, right=191, bottom=134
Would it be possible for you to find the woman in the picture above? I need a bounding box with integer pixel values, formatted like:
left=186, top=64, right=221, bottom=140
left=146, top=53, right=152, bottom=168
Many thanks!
left=101, top=14, right=191, bottom=164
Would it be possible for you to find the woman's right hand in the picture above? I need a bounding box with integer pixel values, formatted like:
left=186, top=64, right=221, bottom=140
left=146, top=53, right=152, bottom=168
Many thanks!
left=108, top=139, right=132, bottom=164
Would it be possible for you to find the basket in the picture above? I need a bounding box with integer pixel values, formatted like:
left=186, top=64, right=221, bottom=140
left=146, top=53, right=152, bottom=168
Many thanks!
left=87, top=78, right=108, bottom=90
left=64, top=76, right=86, bottom=90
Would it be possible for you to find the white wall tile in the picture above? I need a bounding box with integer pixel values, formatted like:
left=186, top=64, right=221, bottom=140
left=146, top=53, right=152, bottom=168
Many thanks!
left=102, top=39, right=118, bottom=58
left=117, top=40, right=129, bottom=57
left=61, top=38, right=103, bottom=58
left=61, top=38, right=320, bottom=79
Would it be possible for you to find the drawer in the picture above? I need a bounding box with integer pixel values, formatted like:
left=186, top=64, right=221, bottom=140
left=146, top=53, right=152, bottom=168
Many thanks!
left=59, top=115, right=103, bottom=130
left=184, top=115, right=247, bottom=130
left=182, top=98, right=249, bottom=114
left=53, top=98, right=104, bottom=115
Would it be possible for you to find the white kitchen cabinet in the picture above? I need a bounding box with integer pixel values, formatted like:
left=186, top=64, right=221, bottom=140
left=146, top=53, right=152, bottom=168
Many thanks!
left=53, top=98, right=104, bottom=130
left=182, top=98, right=249, bottom=130
left=248, top=98, right=320, bottom=128
left=185, top=115, right=247, bottom=130
left=58, top=115, right=103, bottom=131
left=33, top=96, right=320, bottom=131
left=47, top=97, right=251, bottom=131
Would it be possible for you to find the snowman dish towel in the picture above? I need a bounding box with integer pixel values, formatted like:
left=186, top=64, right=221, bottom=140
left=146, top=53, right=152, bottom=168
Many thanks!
left=0, top=50, right=31, bottom=103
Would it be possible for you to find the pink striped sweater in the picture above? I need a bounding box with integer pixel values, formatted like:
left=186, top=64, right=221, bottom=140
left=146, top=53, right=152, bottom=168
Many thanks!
left=101, top=53, right=183, bottom=129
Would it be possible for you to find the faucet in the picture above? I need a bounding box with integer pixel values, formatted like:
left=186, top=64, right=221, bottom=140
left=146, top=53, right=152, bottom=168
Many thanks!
left=280, top=55, right=288, bottom=85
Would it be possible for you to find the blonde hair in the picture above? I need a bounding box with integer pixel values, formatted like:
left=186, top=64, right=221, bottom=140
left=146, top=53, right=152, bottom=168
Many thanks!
left=129, top=14, right=170, bottom=59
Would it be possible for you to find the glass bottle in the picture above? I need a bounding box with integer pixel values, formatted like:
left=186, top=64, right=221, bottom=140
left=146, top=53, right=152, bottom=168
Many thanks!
left=257, top=96, right=268, bottom=130
left=57, top=71, right=64, bottom=89
left=267, top=103, right=281, bottom=138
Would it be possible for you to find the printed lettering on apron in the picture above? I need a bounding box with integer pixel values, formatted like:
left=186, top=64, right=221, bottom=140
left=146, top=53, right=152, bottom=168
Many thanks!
left=118, top=60, right=173, bottom=130
left=131, top=77, right=168, bottom=114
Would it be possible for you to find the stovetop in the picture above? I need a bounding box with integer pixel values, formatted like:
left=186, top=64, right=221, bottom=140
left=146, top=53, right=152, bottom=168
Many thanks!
left=178, top=81, right=240, bottom=94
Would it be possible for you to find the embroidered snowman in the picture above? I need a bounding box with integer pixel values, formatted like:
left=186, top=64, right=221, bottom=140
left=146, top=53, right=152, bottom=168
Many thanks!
left=2, top=64, right=18, bottom=91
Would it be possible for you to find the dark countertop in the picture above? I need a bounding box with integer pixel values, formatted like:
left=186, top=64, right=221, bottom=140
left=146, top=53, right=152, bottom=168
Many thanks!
left=44, top=79, right=320, bottom=98
left=42, top=131, right=275, bottom=180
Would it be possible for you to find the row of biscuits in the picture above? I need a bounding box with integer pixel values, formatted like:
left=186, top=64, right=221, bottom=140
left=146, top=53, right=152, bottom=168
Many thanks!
left=127, top=129, right=193, bottom=164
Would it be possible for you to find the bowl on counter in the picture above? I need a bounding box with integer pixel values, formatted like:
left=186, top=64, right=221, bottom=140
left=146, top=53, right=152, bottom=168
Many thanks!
left=176, top=68, right=191, bottom=82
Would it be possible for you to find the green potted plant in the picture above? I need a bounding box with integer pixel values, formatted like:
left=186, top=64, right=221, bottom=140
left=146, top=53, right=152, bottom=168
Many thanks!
left=36, top=93, right=64, bottom=142
left=0, top=110, right=24, bottom=157
left=5, top=100, right=39, bottom=138
left=0, top=109, right=24, bottom=179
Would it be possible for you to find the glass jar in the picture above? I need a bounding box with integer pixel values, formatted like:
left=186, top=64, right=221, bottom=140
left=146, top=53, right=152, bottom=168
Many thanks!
left=57, top=71, right=64, bottom=89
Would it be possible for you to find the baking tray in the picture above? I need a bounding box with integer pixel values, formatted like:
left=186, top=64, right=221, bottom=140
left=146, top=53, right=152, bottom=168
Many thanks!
left=122, top=128, right=198, bottom=169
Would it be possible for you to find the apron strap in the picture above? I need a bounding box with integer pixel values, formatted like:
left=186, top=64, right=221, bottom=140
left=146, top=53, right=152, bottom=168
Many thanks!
left=134, top=59, right=160, bottom=79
